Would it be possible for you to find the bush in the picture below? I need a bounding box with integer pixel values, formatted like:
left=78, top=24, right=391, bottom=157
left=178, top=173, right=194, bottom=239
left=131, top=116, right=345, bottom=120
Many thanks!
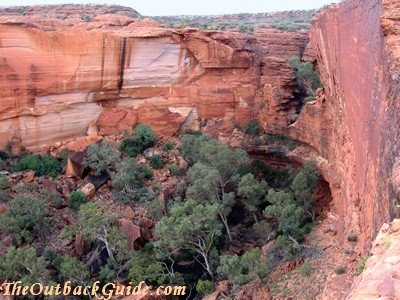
left=119, top=124, right=157, bottom=157
left=162, top=141, right=175, bottom=152
left=0, top=246, right=46, bottom=285
left=0, top=151, right=8, bottom=160
left=243, top=120, right=261, bottom=136
left=288, top=56, right=321, bottom=98
left=356, top=256, right=369, bottom=275
left=298, top=262, right=313, bottom=276
left=149, top=155, right=165, bottom=169
left=347, top=234, right=358, bottom=242
left=16, top=154, right=61, bottom=177
left=0, top=194, right=46, bottom=244
left=70, top=191, right=88, bottom=210
left=112, top=158, right=153, bottom=203
left=83, top=141, right=120, bottom=175
left=196, top=280, right=214, bottom=295
left=334, top=266, right=346, bottom=275
left=168, top=164, right=185, bottom=176
left=263, top=134, right=297, bottom=150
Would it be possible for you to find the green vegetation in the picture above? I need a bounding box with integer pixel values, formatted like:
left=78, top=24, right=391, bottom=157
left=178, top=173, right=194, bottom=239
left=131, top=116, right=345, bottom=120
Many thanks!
left=347, top=234, right=358, bottom=242
left=334, top=266, right=346, bottom=275
left=218, top=248, right=269, bottom=285
left=0, top=151, right=8, bottom=160
left=149, top=155, right=165, bottom=169
left=83, top=141, right=120, bottom=175
left=243, top=120, right=261, bottom=136
left=162, top=141, right=175, bottom=152
left=16, top=154, right=62, bottom=177
left=263, top=134, right=297, bottom=150
left=196, top=280, right=215, bottom=296
left=0, top=194, right=47, bottom=244
left=58, top=255, right=90, bottom=287
left=69, top=190, right=88, bottom=210
left=156, top=199, right=223, bottom=277
left=289, top=56, right=321, bottom=100
left=168, top=164, right=185, bottom=176
left=0, top=246, right=46, bottom=285
left=356, top=256, right=369, bottom=275
left=112, top=158, right=153, bottom=203
left=238, top=173, right=268, bottom=221
left=119, top=124, right=157, bottom=157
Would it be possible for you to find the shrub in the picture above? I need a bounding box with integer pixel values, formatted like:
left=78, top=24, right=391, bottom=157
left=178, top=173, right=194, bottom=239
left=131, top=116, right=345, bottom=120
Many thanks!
left=243, top=120, right=261, bottom=136
left=0, top=246, right=46, bottom=285
left=162, top=141, right=175, bottom=152
left=347, top=234, right=358, bottom=242
left=119, top=124, right=157, bottom=157
left=168, top=164, right=185, bottom=176
left=149, top=155, right=165, bottom=169
left=334, top=266, right=346, bottom=275
left=218, top=248, right=269, bottom=286
left=41, top=155, right=63, bottom=178
left=356, top=256, right=369, bottom=275
left=0, top=194, right=46, bottom=244
left=298, top=262, right=313, bottom=276
left=264, top=134, right=297, bottom=150
left=288, top=56, right=321, bottom=98
left=16, top=154, right=61, bottom=177
left=58, top=255, right=90, bottom=286
left=0, top=151, right=8, bottom=160
left=83, top=141, right=120, bottom=175
left=196, top=280, right=214, bottom=296
left=112, top=158, right=153, bottom=203
left=70, top=191, right=88, bottom=210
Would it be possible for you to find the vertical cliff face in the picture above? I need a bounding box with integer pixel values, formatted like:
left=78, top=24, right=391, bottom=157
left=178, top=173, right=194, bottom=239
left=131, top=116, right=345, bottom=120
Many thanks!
left=289, top=0, right=400, bottom=249
left=0, top=19, right=262, bottom=151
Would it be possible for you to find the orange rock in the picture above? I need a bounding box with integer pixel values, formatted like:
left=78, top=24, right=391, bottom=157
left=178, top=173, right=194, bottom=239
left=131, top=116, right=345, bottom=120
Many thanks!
left=123, top=206, right=135, bottom=219
left=116, top=219, right=144, bottom=250
left=23, top=171, right=35, bottom=183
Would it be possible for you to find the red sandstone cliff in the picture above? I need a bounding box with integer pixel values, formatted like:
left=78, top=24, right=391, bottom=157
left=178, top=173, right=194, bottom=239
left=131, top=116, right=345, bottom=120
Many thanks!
left=285, top=0, right=400, bottom=253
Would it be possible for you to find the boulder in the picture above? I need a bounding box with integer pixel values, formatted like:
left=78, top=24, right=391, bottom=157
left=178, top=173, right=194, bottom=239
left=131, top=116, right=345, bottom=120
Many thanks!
left=23, top=171, right=35, bottom=183
left=80, top=183, right=96, bottom=198
left=116, top=219, right=145, bottom=250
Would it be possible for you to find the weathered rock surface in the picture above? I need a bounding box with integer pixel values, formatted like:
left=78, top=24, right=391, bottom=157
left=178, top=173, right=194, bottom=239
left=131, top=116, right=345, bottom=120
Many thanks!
left=347, top=219, right=400, bottom=299
left=287, top=0, right=400, bottom=251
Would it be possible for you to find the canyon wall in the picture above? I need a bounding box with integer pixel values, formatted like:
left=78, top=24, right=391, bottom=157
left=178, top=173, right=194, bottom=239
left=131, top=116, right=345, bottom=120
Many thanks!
left=288, top=0, right=400, bottom=249
left=0, top=17, right=262, bottom=151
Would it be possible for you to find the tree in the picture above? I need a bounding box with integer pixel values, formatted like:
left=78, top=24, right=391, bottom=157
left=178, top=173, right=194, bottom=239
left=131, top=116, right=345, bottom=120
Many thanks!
left=112, top=158, right=153, bottom=203
left=1, top=194, right=47, bottom=244
left=186, top=139, right=249, bottom=242
left=218, top=248, right=269, bottom=286
left=58, top=255, right=90, bottom=287
left=63, top=202, right=131, bottom=277
left=290, top=162, right=319, bottom=221
left=180, top=134, right=213, bottom=164
left=156, top=199, right=223, bottom=278
left=238, top=173, right=268, bottom=221
left=289, top=56, right=321, bottom=98
left=0, top=246, right=46, bottom=285
left=264, top=189, right=305, bottom=240
left=83, top=141, right=120, bottom=176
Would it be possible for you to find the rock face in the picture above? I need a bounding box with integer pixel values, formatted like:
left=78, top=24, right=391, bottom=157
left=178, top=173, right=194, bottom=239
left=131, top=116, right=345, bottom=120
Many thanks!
left=286, top=0, right=400, bottom=250
left=0, top=9, right=266, bottom=151
left=347, top=220, right=400, bottom=299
